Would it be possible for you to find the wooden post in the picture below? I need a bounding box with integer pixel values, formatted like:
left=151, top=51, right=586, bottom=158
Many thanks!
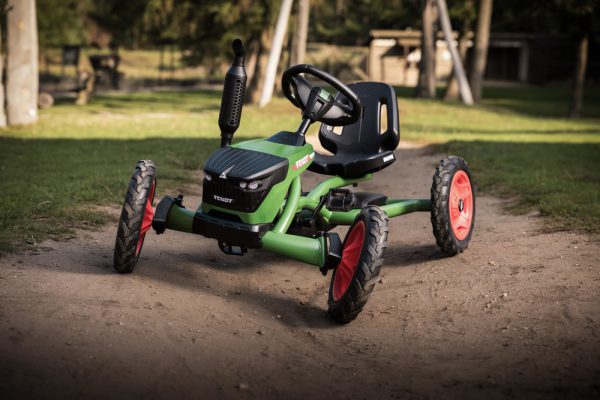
left=436, top=0, right=474, bottom=105
left=258, top=0, right=294, bottom=108
left=7, top=0, right=39, bottom=125
left=443, top=33, right=470, bottom=100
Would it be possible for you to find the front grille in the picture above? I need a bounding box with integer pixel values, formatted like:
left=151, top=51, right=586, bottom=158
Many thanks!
left=202, top=176, right=273, bottom=213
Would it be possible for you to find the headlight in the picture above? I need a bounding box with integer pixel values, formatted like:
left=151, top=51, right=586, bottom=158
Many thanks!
left=204, top=174, right=212, bottom=182
left=237, top=179, right=263, bottom=190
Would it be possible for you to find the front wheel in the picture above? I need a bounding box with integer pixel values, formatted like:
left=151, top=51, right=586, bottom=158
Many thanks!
left=431, top=156, right=475, bottom=255
left=114, top=160, right=157, bottom=273
left=328, top=206, right=389, bottom=324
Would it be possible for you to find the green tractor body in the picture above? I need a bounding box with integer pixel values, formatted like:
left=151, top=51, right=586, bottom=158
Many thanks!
left=114, top=39, right=475, bottom=323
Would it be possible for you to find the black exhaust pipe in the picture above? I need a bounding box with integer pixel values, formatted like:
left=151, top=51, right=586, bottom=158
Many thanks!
left=219, top=39, right=247, bottom=147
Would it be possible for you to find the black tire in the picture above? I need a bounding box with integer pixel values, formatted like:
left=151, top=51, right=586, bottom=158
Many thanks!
left=114, top=160, right=157, bottom=273
left=328, top=206, right=389, bottom=324
left=431, top=156, right=475, bottom=256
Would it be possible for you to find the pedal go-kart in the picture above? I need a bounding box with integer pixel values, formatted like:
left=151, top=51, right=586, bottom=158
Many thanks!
left=114, top=40, right=475, bottom=323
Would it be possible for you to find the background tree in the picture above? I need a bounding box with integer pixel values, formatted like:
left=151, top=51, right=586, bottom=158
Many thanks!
left=258, top=0, right=294, bottom=107
left=86, top=0, right=148, bottom=48
left=36, top=0, right=88, bottom=47
left=0, top=26, right=6, bottom=127
left=141, top=0, right=177, bottom=46
left=560, top=0, right=597, bottom=118
left=309, top=0, right=420, bottom=46
left=415, top=0, right=437, bottom=99
left=469, top=0, right=493, bottom=103
left=568, top=34, right=588, bottom=118
left=6, top=0, right=39, bottom=125
left=290, top=0, right=310, bottom=66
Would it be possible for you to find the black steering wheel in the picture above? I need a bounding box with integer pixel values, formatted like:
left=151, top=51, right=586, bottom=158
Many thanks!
left=282, top=64, right=362, bottom=126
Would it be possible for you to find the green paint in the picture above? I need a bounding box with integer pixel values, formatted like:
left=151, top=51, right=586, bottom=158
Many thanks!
left=383, top=198, right=432, bottom=215
left=273, top=177, right=301, bottom=234
left=165, top=204, right=195, bottom=233
left=326, top=199, right=431, bottom=225
left=261, top=232, right=326, bottom=267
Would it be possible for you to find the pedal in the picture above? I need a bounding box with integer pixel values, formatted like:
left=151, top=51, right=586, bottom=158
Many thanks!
left=218, top=241, right=247, bottom=256
left=326, top=188, right=355, bottom=212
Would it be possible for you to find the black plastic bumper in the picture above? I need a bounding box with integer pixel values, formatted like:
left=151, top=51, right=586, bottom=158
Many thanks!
left=192, top=212, right=271, bottom=249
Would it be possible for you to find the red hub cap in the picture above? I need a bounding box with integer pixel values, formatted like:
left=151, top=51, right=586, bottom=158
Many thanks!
left=333, top=221, right=365, bottom=302
left=449, top=170, right=473, bottom=241
left=136, top=181, right=156, bottom=256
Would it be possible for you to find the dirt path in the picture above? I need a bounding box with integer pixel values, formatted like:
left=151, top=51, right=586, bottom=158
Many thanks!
left=1, top=147, right=599, bottom=399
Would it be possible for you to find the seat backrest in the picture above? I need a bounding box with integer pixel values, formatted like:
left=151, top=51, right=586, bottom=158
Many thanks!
left=318, top=82, right=399, bottom=156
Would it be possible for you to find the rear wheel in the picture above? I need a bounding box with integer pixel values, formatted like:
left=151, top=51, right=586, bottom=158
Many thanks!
left=431, top=156, right=475, bottom=255
left=114, top=160, right=157, bottom=273
left=328, top=206, right=389, bottom=324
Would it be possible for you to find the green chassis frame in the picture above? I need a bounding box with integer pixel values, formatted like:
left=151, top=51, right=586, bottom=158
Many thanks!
left=163, top=173, right=431, bottom=268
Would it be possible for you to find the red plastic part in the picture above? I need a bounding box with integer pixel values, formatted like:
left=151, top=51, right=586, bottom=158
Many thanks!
left=333, top=220, right=365, bottom=302
left=449, top=170, right=473, bottom=241
left=136, top=181, right=156, bottom=256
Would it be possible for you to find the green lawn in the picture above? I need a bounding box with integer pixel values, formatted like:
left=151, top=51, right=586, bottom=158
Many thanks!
left=0, top=84, right=599, bottom=252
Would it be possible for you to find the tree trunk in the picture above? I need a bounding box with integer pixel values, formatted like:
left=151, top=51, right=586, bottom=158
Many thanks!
left=76, top=70, right=95, bottom=106
left=436, top=0, right=473, bottom=104
left=469, top=0, right=492, bottom=103
left=7, top=0, right=39, bottom=125
left=246, top=27, right=272, bottom=104
left=258, top=0, right=294, bottom=107
left=568, top=34, right=588, bottom=119
left=0, top=27, right=7, bottom=128
left=244, top=38, right=260, bottom=87
left=290, top=0, right=310, bottom=66
left=415, top=0, right=436, bottom=99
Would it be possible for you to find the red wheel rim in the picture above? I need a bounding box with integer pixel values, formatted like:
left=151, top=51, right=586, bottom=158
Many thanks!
left=136, top=180, right=156, bottom=256
left=333, top=221, right=365, bottom=302
left=449, top=170, right=473, bottom=241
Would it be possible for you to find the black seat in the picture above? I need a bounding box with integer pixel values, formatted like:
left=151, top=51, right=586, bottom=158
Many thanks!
left=308, top=82, right=400, bottom=178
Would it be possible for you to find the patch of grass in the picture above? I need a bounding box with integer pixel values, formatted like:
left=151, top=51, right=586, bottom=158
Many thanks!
left=396, top=85, right=600, bottom=144
left=439, top=141, right=600, bottom=234
left=8, top=90, right=299, bottom=140
left=480, top=85, right=600, bottom=119
left=0, top=84, right=599, bottom=252
left=0, top=137, right=224, bottom=253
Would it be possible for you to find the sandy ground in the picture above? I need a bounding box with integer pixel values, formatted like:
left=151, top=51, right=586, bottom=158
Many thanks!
left=1, top=146, right=599, bottom=400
